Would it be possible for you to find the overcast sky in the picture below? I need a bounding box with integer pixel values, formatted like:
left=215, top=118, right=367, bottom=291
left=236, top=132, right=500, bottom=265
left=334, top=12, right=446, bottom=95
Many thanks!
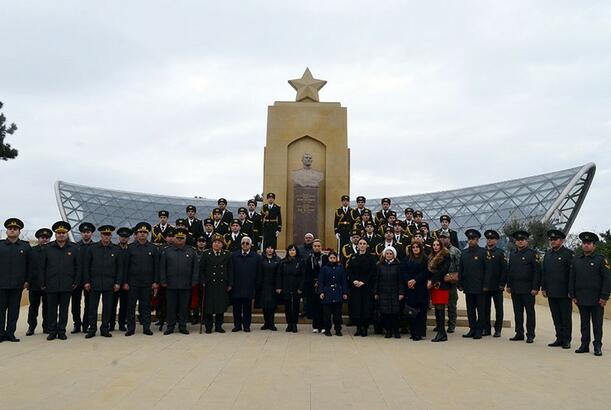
left=1, top=1, right=609, bottom=235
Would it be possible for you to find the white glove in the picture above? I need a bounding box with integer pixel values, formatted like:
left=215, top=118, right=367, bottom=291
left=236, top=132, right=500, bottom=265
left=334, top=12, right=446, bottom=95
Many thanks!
left=275, top=231, right=280, bottom=237
left=335, top=233, right=341, bottom=240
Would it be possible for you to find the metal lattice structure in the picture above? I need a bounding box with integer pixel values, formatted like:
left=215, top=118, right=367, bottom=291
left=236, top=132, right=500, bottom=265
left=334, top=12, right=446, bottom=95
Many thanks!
left=55, top=163, right=595, bottom=241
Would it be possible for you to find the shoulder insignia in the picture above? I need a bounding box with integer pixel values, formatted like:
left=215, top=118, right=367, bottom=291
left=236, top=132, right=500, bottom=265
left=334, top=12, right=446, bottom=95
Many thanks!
left=605, top=259, right=609, bottom=270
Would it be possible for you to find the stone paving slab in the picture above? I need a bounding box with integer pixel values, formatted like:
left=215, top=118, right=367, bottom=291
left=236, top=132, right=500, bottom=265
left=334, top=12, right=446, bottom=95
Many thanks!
left=1, top=298, right=609, bottom=409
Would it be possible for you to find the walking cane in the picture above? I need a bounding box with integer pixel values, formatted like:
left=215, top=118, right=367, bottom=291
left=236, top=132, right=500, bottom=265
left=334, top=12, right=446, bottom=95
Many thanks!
left=199, top=285, right=206, bottom=334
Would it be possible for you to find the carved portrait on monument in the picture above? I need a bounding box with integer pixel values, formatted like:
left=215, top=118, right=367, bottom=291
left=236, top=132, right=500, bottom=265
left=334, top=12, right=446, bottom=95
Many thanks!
left=291, top=153, right=324, bottom=187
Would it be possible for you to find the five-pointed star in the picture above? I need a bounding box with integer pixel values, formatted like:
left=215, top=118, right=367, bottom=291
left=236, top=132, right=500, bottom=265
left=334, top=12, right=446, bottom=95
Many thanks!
left=288, top=68, right=327, bottom=102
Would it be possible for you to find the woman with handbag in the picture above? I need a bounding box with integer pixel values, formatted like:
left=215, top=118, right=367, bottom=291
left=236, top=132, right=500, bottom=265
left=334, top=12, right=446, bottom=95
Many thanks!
left=428, top=239, right=451, bottom=342
left=403, top=242, right=431, bottom=341
left=374, top=247, right=405, bottom=338
left=347, top=238, right=377, bottom=337
left=257, top=245, right=281, bottom=331
left=276, top=245, right=304, bottom=332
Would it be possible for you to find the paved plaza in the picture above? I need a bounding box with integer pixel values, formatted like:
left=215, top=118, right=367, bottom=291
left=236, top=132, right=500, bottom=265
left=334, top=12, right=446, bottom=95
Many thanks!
left=1, top=297, right=609, bottom=410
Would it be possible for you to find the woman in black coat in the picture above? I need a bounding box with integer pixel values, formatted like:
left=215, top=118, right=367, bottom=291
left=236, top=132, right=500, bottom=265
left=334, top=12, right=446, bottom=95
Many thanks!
left=277, top=244, right=304, bottom=332
left=403, top=242, right=431, bottom=341
left=347, top=238, right=377, bottom=337
left=374, top=246, right=405, bottom=338
left=428, top=239, right=451, bottom=342
left=256, top=245, right=281, bottom=331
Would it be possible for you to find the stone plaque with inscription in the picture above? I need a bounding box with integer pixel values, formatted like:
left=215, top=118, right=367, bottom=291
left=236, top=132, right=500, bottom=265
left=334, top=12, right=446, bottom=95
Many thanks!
left=292, top=186, right=320, bottom=244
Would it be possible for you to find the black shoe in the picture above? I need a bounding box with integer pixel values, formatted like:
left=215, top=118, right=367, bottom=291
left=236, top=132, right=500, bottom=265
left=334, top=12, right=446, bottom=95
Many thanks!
left=205, top=328, right=212, bottom=334
left=335, top=329, right=343, bottom=336
left=324, top=330, right=332, bottom=336
left=411, top=335, right=422, bottom=341
left=286, top=326, right=292, bottom=332
left=26, top=327, right=35, bottom=336
left=482, top=330, right=491, bottom=337
left=493, top=330, right=501, bottom=338
left=143, top=328, right=153, bottom=336
left=232, top=327, right=242, bottom=332
left=575, top=345, right=589, bottom=353
left=243, top=328, right=251, bottom=333
left=431, top=332, right=447, bottom=342
left=58, top=333, right=67, bottom=340
left=509, top=334, right=524, bottom=341
left=85, top=332, right=96, bottom=339
left=526, top=337, right=534, bottom=344
left=71, top=325, right=81, bottom=334
left=260, top=324, right=269, bottom=330
left=6, top=335, right=20, bottom=342
left=447, top=326, right=455, bottom=333
left=394, top=332, right=401, bottom=339
left=562, top=342, right=571, bottom=349
left=291, top=326, right=298, bottom=333
left=125, top=330, right=135, bottom=336
left=163, top=329, right=174, bottom=335
left=119, top=324, right=127, bottom=332
left=270, top=325, right=278, bottom=331
left=179, top=328, right=189, bottom=335
left=473, top=332, right=482, bottom=340
left=215, top=327, right=225, bottom=333
left=47, top=333, right=57, bottom=341
left=385, top=331, right=392, bottom=339
left=462, top=330, right=475, bottom=338
left=101, top=332, right=112, bottom=338
left=594, top=346, right=602, bottom=356
left=548, top=340, right=563, bottom=347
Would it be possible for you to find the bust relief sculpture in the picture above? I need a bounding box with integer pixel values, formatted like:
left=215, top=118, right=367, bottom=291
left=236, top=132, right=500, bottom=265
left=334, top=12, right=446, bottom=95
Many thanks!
left=291, top=153, right=324, bottom=188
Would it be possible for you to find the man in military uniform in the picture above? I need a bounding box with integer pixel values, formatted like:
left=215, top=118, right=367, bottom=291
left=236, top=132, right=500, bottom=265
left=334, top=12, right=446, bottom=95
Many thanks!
left=154, top=227, right=172, bottom=330
left=375, top=198, right=392, bottom=226
left=261, top=192, right=282, bottom=250
left=236, top=207, right=255, bottom=239
left=110, top=227, right=131, bottom=331
left=186, top=205, right=204, bottom=245
left=246, top=199, right=262, bottom=250
left=124, top=222, right=158, bottom=336
left=439, top=231, right=461, bottom=333
left=377, top=211, right=398, bottom=236
left=190, top=235, right=207, bottom=324
left=224, top=219, right=246, bottom=252
left=507, top=230, right=541, bottom=343
left=375, top=227, right=406, bottom=260
left=541, top=229, right=574, bottom=349
left=215, top=198, right=233, bottom=224
left=458, top=229, right=487, bottom=339
left=71, top=222, right=95, bottom=334
left=152, top=210, right=171, bottom=246
left=27, top=227, right=51, bottom=336
left=413, top=210, right=424, bottom=229
left=334, top=195, right=354, bottom=253
left=202, top=219, right=215, bottom=248
left=0, top=218, right=31, bottom=342
left=83, top=225, right=122, bottom=338
left=570, top=232, right=610, bottom=356
left=434, top=215, right=459, bottom=248
left=211, top=208, right=230, bottom=235
left=482, top=230, right=507, bottom=337
left=341, top=230, right=361, bottom=266
left=159, top=227, right=199, bottom=335
left=199, top=234, right=233, bottom=333
left=363, top=221, right=382, bottom=252
left=353, top=209, right=373, bottom=233
left=351, top=196, right=370, bottom=222
left=42, top=221, right=80, bottom=340
left=392, top=223, right=410, bottom=246
left=403, top=208, right=417, bottom=236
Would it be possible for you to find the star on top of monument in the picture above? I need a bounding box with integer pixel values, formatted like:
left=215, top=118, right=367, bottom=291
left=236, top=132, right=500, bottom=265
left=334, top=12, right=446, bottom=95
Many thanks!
left=288, top=68, right=327, bottom=102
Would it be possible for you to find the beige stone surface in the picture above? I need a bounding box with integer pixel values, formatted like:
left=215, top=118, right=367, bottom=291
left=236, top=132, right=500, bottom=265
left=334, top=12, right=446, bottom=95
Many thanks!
left=2, top=298, right=610, bottom=410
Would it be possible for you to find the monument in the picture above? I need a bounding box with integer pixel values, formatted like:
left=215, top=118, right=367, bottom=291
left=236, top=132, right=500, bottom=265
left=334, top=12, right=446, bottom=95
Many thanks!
left=263, top=68, right=350, bottom=250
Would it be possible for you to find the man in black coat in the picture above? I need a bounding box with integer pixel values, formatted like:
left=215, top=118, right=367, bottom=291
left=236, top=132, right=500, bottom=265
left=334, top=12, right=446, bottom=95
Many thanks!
left=200, top=234, right=233, bottom=333
left=124, top=222, right=159, bottom=336
left=334, top=195, right=355, bottom=254
left=159, top=227, right=199, bottom=335
left=83, top=225, right=122, bottom=338
left=0, top=218, right=31, bottom=342
left=186, top=205, right=204, bottom=246
left=458, top=229, right=487, bottom=339
left=541, top=229, right=574, bottom=349
left=230, top=237, right=262, bottom=332
left=71, top=221, right=95, bottom=334
left=110, top=227, right=131, bottom=332
left=246, top=199, right=262, bottom=250
left=433, top=215, right=459, bottom=248
left=27, top=228, right=52, bottom=336
left=482, top=230, right=507, bottom=338
left=507, top=230, right=541, bottom=343
left=224, top=219, right=246, bottom=253
left=570, top=232, right=611, bottom=356
left=42, top=221, right=80, bottom=340
left=261, top=192, right=282, bottom=249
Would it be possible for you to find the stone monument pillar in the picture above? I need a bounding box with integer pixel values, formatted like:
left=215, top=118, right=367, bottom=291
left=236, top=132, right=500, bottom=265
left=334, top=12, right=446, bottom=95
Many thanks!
left=263, top=68, right=350, bottom=251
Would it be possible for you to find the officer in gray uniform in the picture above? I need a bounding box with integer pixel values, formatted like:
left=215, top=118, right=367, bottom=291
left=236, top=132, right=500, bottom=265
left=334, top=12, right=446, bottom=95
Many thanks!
left=541, top=229, right=573, bottom=349
left=570, top=232, right=610, bottom=356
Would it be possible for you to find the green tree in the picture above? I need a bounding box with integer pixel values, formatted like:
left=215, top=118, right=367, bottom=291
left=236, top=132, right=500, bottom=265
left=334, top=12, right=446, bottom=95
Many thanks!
left=0, top=101, right=19, bottom=161
left=502, top=218, right=557, bottom=251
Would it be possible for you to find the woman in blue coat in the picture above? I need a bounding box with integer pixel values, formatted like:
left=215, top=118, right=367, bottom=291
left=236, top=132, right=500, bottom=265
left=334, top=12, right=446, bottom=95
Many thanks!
left=318, top=251, right=348, bottom=336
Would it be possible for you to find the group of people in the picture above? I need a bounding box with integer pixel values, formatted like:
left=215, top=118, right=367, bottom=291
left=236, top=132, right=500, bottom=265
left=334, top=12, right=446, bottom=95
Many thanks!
left=0, top=194, right=609, bottom=357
